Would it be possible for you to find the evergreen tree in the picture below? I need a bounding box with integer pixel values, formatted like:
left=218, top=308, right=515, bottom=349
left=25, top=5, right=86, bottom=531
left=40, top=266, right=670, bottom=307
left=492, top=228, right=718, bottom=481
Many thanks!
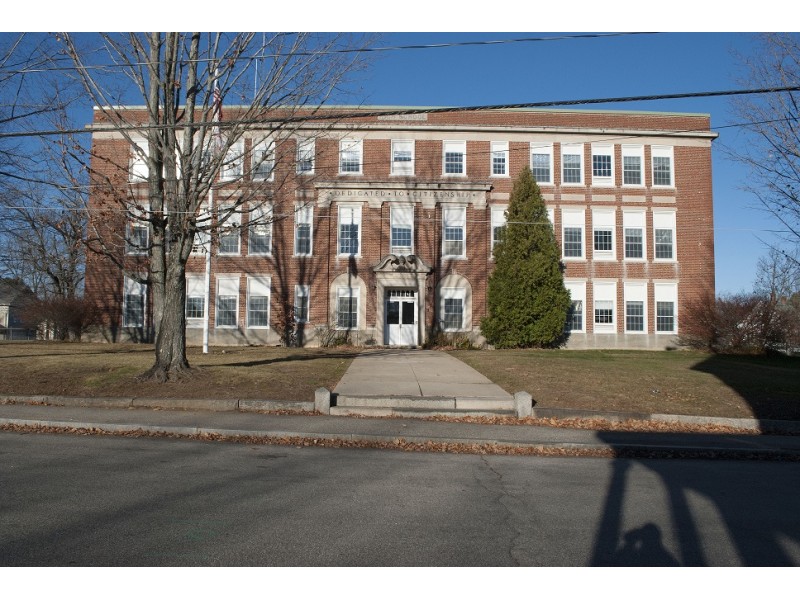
left=482, top=166, right=571, bottom=347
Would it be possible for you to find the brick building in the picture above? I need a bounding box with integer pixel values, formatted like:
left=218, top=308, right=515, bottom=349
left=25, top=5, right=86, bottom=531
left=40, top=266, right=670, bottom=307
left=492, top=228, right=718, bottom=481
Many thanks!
left=85, top=106, right=716, bottom=349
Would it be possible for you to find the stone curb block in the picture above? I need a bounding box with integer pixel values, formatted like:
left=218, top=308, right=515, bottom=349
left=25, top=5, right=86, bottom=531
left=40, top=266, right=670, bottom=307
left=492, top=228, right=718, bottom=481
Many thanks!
left=514, top=392, right=533, bottom=418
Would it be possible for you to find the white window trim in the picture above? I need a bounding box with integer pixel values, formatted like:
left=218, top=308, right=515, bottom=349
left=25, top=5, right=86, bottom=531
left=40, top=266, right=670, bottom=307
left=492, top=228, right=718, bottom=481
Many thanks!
left=185, top=275, right=206, bottom=328
left=440, top=287, right=467, bottom=332
left=651, top=145, right=675, bottom=188
left=251, top=138, right=275, bottom=182
left=654, top=282, right=679, bottom=334
left=593, top=280, right=617, bottom=333
left=591, top=143, right=615, bottom=187
left=294, top=284, right=310, bottom=324
left=490, top=205, right=508, bottom=259
left=490, top=141, right=509, bottom=177
left=217, top=204, right=241, bottom=256
left=442, top=140, right=466, bottom=177
left=337, top=204, right=362, bottom=258
left=129, top=138, right=149, bottom=183
left=561, top=207, right=586, bottom=261
left=294, top=204, right=313, bottom=257
left=623, top=281, right=648, bottom=335
left=653, top=209, right=677, bottom=263
left=391, top=139, right=415, bottom=176
left=561, top=143, right=584, bottom=186
left=564, top=280, right=586, bottom=333
left=622, top=145, right=645, bottom=188
left=530, top=143, right=553, bottom=185
left=390, top=205, right=414, bottom=255
left=296, top=138, right=315, bottom=175
left=220, top=139, right=245, bottom=181
left=591, top=208, right=616, bottom=262
left=442, top=205, right=467, bottom=259
left=248, top=203, right=273, bottom=256
left=339, top=139, right=363, bottom=175
left=215, top=275, right=240, bottom=329
left=246, top=275, right=271, bottom=330
left=623, top=209, right=647, bottom=262
left=336, top=286, right=359, bottom=330
left=122, top=276, right=146, bottom=328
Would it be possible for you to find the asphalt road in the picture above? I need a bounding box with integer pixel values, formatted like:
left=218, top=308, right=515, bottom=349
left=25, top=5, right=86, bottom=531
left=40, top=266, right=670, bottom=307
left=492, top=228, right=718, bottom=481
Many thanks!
left=2, top=431, right=800, bottom=566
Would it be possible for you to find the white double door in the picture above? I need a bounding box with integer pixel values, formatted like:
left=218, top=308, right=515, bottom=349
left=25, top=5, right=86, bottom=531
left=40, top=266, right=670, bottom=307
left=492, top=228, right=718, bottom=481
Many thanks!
left=385, top=289, right=417, bottom=346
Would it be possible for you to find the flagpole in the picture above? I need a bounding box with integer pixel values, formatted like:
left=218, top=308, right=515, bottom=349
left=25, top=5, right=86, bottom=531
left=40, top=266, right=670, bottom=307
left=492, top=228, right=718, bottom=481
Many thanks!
left=203, top=67, right=223, bottom=355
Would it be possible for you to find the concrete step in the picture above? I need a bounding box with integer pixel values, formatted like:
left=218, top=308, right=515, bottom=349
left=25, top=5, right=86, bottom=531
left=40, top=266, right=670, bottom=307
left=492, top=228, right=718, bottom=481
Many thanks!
left=331, top=395, right=516, bottom=416
left=329, top=405, right=516, bottom=419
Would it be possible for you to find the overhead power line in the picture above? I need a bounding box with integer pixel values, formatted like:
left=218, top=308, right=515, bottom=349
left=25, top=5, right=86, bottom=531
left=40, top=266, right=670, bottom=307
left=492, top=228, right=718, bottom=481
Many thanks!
left=0, top=84, right=798, bottom=141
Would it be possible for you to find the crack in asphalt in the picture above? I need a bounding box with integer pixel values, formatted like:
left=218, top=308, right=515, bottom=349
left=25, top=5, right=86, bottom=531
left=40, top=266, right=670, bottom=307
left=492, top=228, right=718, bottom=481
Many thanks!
left=478, top=454, right=523, bottom=566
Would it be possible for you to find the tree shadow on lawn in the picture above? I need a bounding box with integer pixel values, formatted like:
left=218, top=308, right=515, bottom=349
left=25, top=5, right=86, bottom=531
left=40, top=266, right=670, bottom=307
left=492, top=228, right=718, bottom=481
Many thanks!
left=215, top=350, right=362, bottom=368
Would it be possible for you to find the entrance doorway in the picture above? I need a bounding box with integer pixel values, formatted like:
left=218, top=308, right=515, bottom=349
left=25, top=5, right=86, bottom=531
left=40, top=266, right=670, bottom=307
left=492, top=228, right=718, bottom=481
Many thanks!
left=385, top=289, right=417, bottom=346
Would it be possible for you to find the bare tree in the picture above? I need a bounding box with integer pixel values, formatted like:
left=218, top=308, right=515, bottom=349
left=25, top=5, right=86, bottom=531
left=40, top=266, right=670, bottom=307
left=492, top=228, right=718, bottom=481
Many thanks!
left=731, top=33, right=800, bottom=248
left=61, top=33, right=366, bottom=380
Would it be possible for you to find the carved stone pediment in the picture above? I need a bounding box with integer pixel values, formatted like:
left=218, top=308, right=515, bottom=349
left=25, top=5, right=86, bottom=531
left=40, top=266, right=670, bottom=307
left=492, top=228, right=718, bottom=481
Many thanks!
left=373, top=254, right=432, bottom=274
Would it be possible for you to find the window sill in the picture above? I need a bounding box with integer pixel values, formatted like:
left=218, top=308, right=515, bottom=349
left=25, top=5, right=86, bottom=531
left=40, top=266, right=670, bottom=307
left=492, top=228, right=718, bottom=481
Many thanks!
left=247, top=252, right=273, bottom=257
left=215, top=325, right=238, bottom=330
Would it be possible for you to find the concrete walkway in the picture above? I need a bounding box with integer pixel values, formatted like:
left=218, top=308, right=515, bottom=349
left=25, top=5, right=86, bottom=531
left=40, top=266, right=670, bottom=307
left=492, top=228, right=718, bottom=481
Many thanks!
left=333, top=349, right=512, bottom=400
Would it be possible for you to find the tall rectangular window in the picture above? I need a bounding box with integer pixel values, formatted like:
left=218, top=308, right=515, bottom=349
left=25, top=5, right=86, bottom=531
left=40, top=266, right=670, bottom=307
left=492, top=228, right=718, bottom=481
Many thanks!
left=185, top=275, right=205, bottom=326
left=652, top=146, right=674, bottom=187
left=251, top=139, right=274, bottom=181
left=122, top=276, right=145, bottom=328
left=337, top=287, right=358, bottom=329
left=562, top=143, right=583, bottom=184
left=338, top=205, right=361, bottom=256
left=391, top=140, right=414, bottom=176
left=564, top=281, right=586, bottom=333
left=220, top=140, right=244, bottom=181
left=216, top=276, right=239, bottom=328
left=443, top=141, right=466, bottom=175
left=339, top=139, right=362, bottom=174
left=592, top=208, right=615, bottom=261
left=248, top=203, right=272, bottom=255
left=247, top=276, right=270, bottom=329
left=217, top=204, right=240, bottom=255
left=491, top=206, right=507, bottom=256
left=530, top=143, right=553, bottom=184
left=294, top=285, right=309, bottom=323
left=491, top=141, right=508, bottom=176
left=622, top=145, right=644, bottom=186
left=624, top=282, right=647, bottom=333
left=593, top=281, right=616, bottom=332
left=655, top=283, right=678, bottom=333
left=129, top=139, right=149, bottom=182
left=653, top=210, right=676, bottom=261
left=391, top=206, right=414, bottom=255
left=294, top=204, right=313, bottom=256
left=561, top=208, right=585, bottom=260
left=623, top=210, right=646, bottom=260
left=440, top=288, right=466, bottom=331
left=591, top=143, right=614, bottom=186
left=296, top=138, right=315, bottom=174
left=192, top=203, right=211, bottom=255
left=442, top=206, right=466, bottom=258
left=126, top=222, right=150, bottom=255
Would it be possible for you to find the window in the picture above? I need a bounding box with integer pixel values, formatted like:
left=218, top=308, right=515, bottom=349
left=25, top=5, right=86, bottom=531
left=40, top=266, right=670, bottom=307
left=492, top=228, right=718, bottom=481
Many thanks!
left=443, top=141, right=466, bottom=175
left=247, top=276, right=270, bottom=329
left=192, top=203, right=211, bottom=255
left=531, top=143, right=553, bottom=184
left=185, top=276, right=205, bottom=326
left=391, top=140, right=414, bottom=176
left=593, top=281, right=616, bottom=332
left=220, top=140, right=244, bottom=181
left=655, top=283, right=678, bottom=333
left=122, top=276, right=145, bottom=328
left=652, top=146, right=674, bottom=187
left=126, top=222, right=149, bottom=255
left=561, top=143, right=583, bottom=185
left=442, top=206, right=466, bottom=258
left=217, top=204, right=240, bottom=255
left=248, top=203, right=272, bottom=255
left=296, top=138, right=315, bottom=174
left=564, top=281, right=586, bottom=333
left=561, top=208, right=585, bottom=259
left=622, top=145, right=644, bottom=186
left=251, top=139, right=274, bottom=181
left=440, top=288, right=466, bottom=331
left=338, top=205, right=361, bottom=256
left=339, top=139, right=362, bottom=174
left=653, top=210, right=676, bottom=261
left=591, top=208, right=615, bottom=261
left=294, top=204, right=313, bottom=256
left=491, top=141, right=508, bottom=176
left=336, top=287, right=358, bottom=329
left=129, top=139, right=149, bottom=182
left=490, top=206, right=507, bottom=256
left=623, top=210, right=646, bottom=260
left=624, top=282, right=647, bottom=333
left=591, top=143, right=614, bottom=186
left=294, top=285, right=309, bottom=323
left=216, top=276, right=239, bottom=328
left=391, top=206, right=414, bottom=255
